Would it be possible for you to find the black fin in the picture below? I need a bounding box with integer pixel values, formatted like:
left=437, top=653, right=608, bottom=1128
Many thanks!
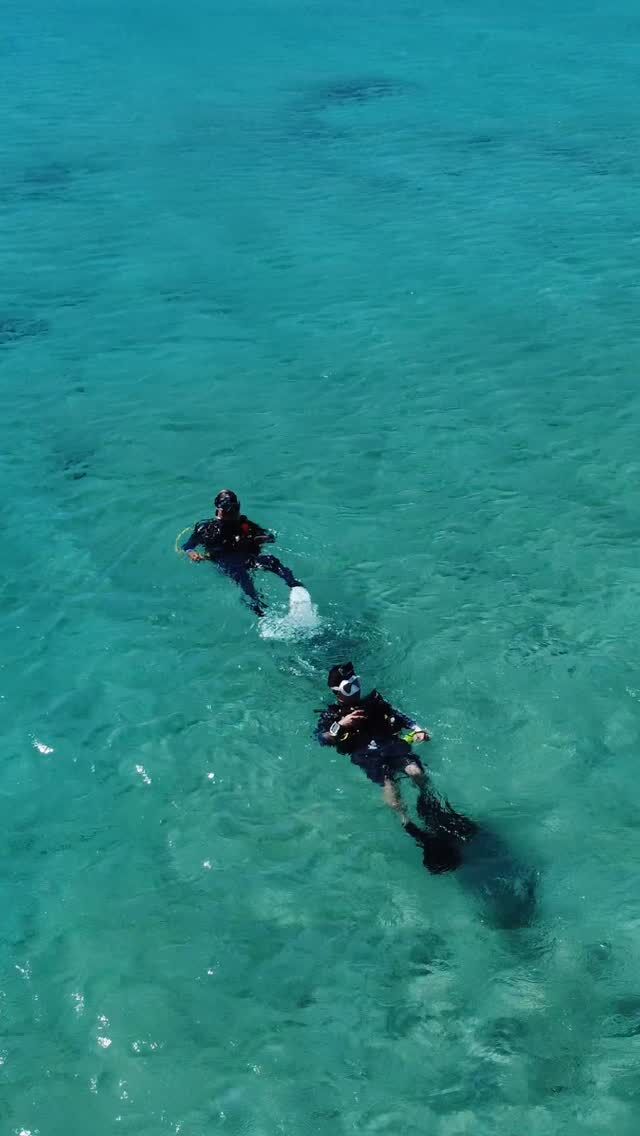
left=404, top=820, right=463, bottom=875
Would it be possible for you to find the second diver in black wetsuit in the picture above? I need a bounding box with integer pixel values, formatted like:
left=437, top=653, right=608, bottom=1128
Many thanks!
left=316, top=662, right=477, bottom=873
left=182, top=489, right=303, bottom=617
left=317, top=661, right=431, bottom=813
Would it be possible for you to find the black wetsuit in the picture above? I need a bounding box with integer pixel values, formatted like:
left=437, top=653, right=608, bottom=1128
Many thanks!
left=182, top=515, right=301, bottom=615
left=316, top=690, right=423, bottom=785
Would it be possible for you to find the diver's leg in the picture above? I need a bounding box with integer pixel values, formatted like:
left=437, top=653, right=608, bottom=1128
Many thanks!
left=405, top=761, right=428, bottom=797
left=390, top=758, right=465, bottom=873
left=402, top=759, right=433, bottom=822
left=228, top=565, right=266, bottom=617
left=415, top=781, right=478, bottom=841
left=382, top=776, right=408, bottom=825
left=254, top=554, right=302, bottom=589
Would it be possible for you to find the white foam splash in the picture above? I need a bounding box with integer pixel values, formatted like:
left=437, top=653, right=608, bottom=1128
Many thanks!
left=33, top=739, right=54, bottom=755
left=72, top=991, right=85, bottom=1015
left=259, top=587, right=320, bottom=640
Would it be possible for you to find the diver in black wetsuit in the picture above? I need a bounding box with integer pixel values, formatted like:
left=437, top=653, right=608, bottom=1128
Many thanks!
left=182, top=489, right=303, bottom=617
left=317, top=662, right=431, bottom=815
left=316, top=662, right=477, bottom=873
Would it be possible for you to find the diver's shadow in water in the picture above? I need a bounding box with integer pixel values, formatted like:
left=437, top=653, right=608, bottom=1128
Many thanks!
left=458, top=824, right=538, bottom=930
left=407, top=793, right=538, bottom=930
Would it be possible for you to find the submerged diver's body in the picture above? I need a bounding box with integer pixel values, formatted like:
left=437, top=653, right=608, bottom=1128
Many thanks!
left=316, top=663, right=476, bottom=873
left=182, top=490, right=302, bottom=616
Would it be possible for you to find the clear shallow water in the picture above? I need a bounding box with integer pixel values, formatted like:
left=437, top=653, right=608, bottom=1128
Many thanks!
left=2, top=0, right=640, bottom=1131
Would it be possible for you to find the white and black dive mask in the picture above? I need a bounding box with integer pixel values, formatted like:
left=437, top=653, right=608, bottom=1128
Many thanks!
left=333, top=674, right=361, bottom=699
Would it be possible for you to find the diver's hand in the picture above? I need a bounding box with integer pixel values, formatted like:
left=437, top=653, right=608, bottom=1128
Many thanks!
left=187, top=550, right=204, bottom=562
left=338, top=709, right=367, bottom=729
left=411, top=729, right=430, bottom=743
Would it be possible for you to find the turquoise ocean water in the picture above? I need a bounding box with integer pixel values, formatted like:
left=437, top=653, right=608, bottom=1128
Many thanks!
left=2, top=0, right=640, bottom=1131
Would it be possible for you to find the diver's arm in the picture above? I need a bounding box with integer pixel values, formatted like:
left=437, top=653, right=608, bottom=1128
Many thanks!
left=182, top=524, right=206, bottom=561
left=243, top=517, right=274, bottom=544
left=394, top=709, right=430, bottom=741
left=317, top=708, right=366, bottom=745
left=317, top=710, right=340, bottom=746
left=381, top=694, right=430, bottom=742
left=182, top=525, right=201, bottom=552
left=319, top=728, right=339, bottom=746
left=397, top=714, right=430, bottom=742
